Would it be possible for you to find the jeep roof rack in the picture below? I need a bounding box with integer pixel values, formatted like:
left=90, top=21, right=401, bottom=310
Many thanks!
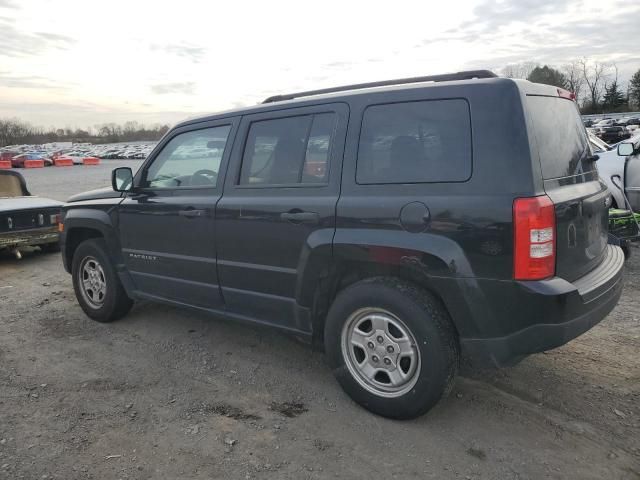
left=262, top=69, right=497, bottom=104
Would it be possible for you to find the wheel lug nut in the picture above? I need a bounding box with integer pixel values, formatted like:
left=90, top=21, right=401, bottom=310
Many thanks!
left=384, top=358, right=391, bottom=365
left=376, top=336, right=384, bottom=344
left=386, top=346, right=394, bottom=353
left=367, top=342, right=375, bottom=349
left=372, top=355, right=379, bottom=363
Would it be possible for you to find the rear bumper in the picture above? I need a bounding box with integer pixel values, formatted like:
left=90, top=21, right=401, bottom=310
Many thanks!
left=0, top=227, right=59, bottom=250
left=457, top=244, right=624, bottom=366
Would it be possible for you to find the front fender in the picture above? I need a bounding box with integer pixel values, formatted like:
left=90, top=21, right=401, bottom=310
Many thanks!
left=61, top=206, right=123, bottom=271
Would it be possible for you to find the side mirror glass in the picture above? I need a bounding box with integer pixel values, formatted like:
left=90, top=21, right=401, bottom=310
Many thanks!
left=112, top=167, right=133, bottom=192
left=617, top=143, right=634, bottom=157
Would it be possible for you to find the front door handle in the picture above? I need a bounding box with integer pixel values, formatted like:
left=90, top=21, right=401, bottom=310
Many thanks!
left=280, top=210, right=320, bottom=225
left=179, top=209, right=205, bottom=218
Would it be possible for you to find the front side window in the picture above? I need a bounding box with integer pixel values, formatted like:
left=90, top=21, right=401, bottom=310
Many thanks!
left=144, top=125, right=231, bottom=188
left=239, top=113, right=336, bottom=186
left=356, top=99, right=472, bottom=184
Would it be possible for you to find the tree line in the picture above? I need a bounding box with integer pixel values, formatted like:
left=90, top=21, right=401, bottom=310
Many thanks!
left=501, top=59, right=640, bottom=114
left=0, top=120, right=170, bottom=148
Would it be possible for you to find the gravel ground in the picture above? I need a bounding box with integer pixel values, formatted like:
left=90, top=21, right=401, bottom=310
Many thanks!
left=0, top=165, right=639, bottom=479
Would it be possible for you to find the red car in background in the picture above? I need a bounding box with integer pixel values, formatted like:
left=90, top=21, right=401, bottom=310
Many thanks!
left=1, top=151, right=18, bottom=162
left=11, top=154, right=53, bottom=168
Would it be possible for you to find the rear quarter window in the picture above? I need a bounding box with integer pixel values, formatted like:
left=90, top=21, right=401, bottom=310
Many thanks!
left=356, top=99, right=472, bottom=184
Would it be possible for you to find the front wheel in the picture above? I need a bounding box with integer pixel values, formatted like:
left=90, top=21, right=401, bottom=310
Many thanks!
left=324, top=277, right=459, bottom=419
left=71, top=238, right=133, bottom=322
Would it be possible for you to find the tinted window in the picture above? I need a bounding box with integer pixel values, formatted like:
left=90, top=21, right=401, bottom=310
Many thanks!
left=527, top=96, right=593, bottom=180
left=356, top=99, right=472, bottom=184
left=240, top=113, right=336, bottom=186
left=145, top=125, right=231, bottom=188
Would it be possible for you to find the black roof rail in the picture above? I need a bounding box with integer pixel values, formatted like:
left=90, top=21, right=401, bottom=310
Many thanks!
left=262, top=70, right=497, bottom=104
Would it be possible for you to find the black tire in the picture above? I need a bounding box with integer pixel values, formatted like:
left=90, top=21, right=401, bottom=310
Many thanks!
left=324, top=277, right=459, bottom=419
left=71, top=238, right=133, bottom=322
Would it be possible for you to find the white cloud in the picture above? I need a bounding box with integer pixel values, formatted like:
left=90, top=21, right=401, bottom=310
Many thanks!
left=0, top=0, right=638, bottom=127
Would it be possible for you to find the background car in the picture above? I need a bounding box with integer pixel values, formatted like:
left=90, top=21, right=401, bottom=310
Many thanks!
left=11, top=153, right=53, bottom=168
left=594, top=119, right=616, bottom=128
left=0, top=170, right=62, bottom=257
left=616, top=117, right=640, bottom=127
left=0, top=151, right=18, bottom=162
left=596, top=125, right=631, bottom=143
left=591, top=132, right=640, bottom=211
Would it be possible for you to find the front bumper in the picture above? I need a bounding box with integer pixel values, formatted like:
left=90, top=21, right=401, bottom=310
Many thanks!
left=0, top=227, right=59, bottom=250
left=458, top=244, right=624, bottom=366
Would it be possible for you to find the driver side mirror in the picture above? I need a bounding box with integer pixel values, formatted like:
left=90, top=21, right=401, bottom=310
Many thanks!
left=112, top=167, right=133, bottom=192
left=617, top=143, right=634, bottom=157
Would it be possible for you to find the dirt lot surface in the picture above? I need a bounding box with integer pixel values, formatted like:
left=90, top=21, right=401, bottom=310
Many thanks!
left=1, top=166, right=639, bottom=479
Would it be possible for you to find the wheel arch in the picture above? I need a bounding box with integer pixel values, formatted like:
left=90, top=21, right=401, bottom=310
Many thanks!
left=61, top=208, right=122, bottom=273
left=308, top=257, right=460, bottom=351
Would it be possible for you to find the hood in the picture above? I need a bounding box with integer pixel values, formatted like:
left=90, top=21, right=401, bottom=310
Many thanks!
left=67, top=186, right=123, bottom=203
left=0, top=195, right=63, bottom=213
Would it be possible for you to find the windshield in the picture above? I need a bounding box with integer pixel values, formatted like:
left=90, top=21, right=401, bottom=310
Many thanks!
left=527, top=95, right=595, bottom=180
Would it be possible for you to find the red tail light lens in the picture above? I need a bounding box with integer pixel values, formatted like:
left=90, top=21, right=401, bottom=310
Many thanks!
left=513, top=195, right=556, bottom=280
left=557, top=88, right=576, bottom=101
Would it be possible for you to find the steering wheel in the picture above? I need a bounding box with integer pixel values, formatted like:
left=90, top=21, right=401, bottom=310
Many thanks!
left=191, top=169, right=217, bottom=186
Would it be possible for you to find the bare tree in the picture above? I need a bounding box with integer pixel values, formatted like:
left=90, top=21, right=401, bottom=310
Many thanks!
left=561, top=61, right=585, bottom=105
left=579, top=58, right=608, bottom=112
left=0, top=118, right=171, bottom=148
left=500, top=61, right=539, bottom=79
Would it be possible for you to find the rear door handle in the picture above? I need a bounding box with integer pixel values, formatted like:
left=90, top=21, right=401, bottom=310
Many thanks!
left=179, top=209, right=205, bottom=218
left=280, top=210, right=320, bottom=224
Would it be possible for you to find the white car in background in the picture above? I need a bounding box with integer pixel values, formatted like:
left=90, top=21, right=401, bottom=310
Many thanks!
left=590, top=133, right=640, bottom=211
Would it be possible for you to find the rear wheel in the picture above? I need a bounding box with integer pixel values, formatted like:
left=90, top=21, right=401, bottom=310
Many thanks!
left=324, top=277, right=459, bottom=419
left=72, top=238, right=133, bottom=322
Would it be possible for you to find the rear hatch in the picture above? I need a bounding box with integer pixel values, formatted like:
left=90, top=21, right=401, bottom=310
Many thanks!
left=527, top=95, right=608, bottom=282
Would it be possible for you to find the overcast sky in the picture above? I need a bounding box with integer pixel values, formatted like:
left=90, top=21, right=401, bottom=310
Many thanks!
left=1, top=0, right=638, bottom=129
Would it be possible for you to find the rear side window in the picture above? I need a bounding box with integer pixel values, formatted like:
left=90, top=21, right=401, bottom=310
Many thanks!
left=239, top=113, right=336, bottom=186
left=356, top=99, right=472, bottom=184
left=527, top=96, right=593, bottom=180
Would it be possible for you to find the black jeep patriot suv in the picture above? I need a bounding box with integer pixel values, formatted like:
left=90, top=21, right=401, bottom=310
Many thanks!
left=60, top=70, right=624, bottom=419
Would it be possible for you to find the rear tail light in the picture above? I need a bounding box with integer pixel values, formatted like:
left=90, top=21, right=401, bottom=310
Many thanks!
left=557, top=88, right=576, bottom=101
left=513, top=195, right=556, bottom=280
